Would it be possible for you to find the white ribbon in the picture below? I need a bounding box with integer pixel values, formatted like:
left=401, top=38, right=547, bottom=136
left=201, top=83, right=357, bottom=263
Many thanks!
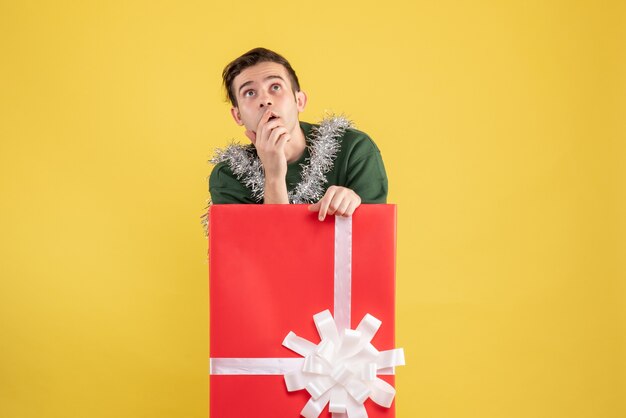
left=333, top=216, right=352, bottom=332
left=210, top=215, right=406, bottom=417
left=283, top=310, right=405, bottom=418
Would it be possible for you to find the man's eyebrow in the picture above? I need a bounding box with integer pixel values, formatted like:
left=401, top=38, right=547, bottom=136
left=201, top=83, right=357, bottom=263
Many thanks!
left=238, top=75, right=286, bottom=95
left=264, top=75, right=285, bottom=83
left=238, top=80, right=254, bottom=94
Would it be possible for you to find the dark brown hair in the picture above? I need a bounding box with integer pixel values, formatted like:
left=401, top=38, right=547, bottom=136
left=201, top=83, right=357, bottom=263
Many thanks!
left=222, top=47, right=301, bottom=107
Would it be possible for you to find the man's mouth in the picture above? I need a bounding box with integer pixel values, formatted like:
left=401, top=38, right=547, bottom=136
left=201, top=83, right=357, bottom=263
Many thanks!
left=268, top=115, right=279, bottom=121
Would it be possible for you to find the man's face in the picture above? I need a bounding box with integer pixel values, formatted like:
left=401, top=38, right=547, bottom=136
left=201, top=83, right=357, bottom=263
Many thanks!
left=230, top=61, right=306, bottom=134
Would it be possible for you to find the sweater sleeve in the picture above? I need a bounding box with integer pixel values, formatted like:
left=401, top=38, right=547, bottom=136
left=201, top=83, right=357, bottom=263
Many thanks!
left=209, top=163, right=256, bottom=204
left=344, top=135, right=388, bottom=203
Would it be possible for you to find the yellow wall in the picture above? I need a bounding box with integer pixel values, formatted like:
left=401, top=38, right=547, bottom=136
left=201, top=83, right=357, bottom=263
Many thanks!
left=1, top=1, right=624, bottom=417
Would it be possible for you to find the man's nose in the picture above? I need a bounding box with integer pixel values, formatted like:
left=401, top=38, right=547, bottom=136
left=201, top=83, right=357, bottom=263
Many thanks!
left=258, top=93, right=272, bottom=108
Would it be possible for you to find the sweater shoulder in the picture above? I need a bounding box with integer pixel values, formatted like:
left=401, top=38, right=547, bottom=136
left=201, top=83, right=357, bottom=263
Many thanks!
left=209, top=161, right=233, bottom=184
left=337, top=127, right=381, bottom=160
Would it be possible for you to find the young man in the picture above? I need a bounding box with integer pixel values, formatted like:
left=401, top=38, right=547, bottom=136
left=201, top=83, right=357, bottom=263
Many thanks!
left=209, top=47, right=387, bottom=221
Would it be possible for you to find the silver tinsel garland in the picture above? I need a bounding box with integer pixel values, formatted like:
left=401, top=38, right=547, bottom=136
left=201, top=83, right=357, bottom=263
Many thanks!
left=201, top=114, right=353, bottom=235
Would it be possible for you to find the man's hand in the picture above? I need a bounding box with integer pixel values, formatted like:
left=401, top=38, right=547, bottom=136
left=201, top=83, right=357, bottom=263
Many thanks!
left=245, top=109, right=291, bottom=180
left=308, top=186, right=362, bottom=221
left=245, top=109, right=290, bottom=203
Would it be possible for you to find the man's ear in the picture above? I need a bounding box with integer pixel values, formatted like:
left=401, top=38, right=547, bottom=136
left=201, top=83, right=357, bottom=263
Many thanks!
left=230, top=107, right=244, bottom=125
left=295, top=90, right=307, bottom=112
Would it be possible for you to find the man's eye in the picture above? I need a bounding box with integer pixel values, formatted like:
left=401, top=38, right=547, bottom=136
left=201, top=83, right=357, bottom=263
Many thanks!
left=271, top=84, right=281, bottom=91
left=244, top=90, right=255, bottom=97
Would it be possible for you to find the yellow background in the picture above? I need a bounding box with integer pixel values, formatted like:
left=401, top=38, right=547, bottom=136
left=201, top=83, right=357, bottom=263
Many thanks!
left=1, top=1, right=624, bottom=417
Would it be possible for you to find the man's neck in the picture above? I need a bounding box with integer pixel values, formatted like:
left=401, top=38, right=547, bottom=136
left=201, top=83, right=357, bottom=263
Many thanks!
left=285, top=125, right=307, bottom=164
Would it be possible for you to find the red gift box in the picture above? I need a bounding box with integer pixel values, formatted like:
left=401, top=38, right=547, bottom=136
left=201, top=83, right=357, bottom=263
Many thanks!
left=209, top=204, right=401, bottom=417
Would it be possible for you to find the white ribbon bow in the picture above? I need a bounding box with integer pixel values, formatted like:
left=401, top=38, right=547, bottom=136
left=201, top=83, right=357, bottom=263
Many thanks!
left=282, top=309, right=405, bottom=418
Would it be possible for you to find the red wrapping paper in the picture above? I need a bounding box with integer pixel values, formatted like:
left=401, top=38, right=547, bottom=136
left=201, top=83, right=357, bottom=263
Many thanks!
left=209, top=204, right=397, bottom=417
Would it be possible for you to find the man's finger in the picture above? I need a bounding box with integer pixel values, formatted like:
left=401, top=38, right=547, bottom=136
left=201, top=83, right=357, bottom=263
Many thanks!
left=260, top=109, right=273, bottom=126
left=275, top=133, right=290, bottom=151
left=318, top=188, right=337, bottom=221
left=268, top=126, right=288, bottom=146
left=255, top=109, right=274, bottom=140
left=261, top=119, right=285, bottom=143
left=334, top=196, right=352, bottom=217
left=327, top=189, right=349, bottom=216
left=326, top=196, right=340, bottom=216
left=343, top=199, right=358, bottom=217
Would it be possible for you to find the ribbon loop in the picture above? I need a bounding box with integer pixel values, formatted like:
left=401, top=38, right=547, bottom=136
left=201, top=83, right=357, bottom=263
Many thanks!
left=306, top=376, right=335, bottom=399
left=303, top=354, right=331, bottom=375
left=345, top=378, right=371, bottom=404
left=359, top=363, right=377, bottom=381
left=345, top=397, right=368, bottom=418
left=285, top=369, right=308, bottom=391
left=329, top=387, right=348, bottom=413
left=301, top=392, right=330, bottom=418
left=377, top=348, right=406, bottom=369
left=337, top=328, right=362, bottom=359
left=283, top=331, right=318, bottom=357
left=314, top=310, right=340, bottom=344
left=367, top=378, right=396, bottom=408
left=355, top=314, right=382, bottom=343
